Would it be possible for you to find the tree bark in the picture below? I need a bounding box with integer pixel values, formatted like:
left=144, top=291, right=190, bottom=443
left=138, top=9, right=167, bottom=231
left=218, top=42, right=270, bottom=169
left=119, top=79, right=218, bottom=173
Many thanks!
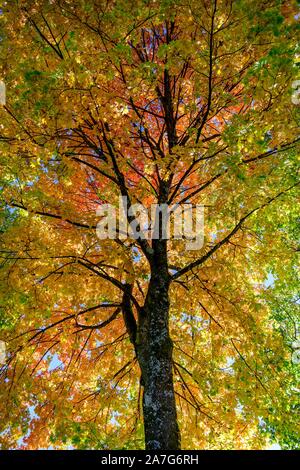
left=136, top=239, right=180, bottom=450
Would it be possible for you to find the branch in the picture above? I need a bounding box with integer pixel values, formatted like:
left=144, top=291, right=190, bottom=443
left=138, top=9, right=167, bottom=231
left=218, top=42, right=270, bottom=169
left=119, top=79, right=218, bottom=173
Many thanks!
left=101, top=123, right=154, bottom=262
left=22, top=8, right=64, bottom=59
left=172, top=182, right=299, bottom=280
left=9, top=303, right=122, bottom=343
left=195, top=0, right=217, bottom=144
left=230, top=338, right=268, bottom=392
left=77, top=259, right=141, bottom=311
left=174, top=137, right=300, bottom=205
left=9, top=202, right=96, bottom=230
left=242, top=137, right=300, bottom=164
left=75, top=307, right=121, bottom=330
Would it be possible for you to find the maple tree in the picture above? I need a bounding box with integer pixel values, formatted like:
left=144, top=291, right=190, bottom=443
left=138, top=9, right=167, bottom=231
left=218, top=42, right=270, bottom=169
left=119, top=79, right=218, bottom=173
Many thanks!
left=0, top=0, right=299, bottom=450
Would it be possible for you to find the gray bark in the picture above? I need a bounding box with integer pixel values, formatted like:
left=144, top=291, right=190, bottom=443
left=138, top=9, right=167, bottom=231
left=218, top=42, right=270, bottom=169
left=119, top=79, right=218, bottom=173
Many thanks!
left=136, top=239, right=180, bottom=450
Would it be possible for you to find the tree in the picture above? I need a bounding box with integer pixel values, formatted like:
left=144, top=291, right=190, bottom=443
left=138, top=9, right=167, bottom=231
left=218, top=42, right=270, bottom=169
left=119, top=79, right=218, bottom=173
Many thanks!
left=0, top=0, right=299, bottom=450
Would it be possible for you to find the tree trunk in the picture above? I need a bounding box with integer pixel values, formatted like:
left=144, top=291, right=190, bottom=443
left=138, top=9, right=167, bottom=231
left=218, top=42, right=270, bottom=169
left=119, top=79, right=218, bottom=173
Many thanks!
left=136, top=239, right=180, bottom=450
